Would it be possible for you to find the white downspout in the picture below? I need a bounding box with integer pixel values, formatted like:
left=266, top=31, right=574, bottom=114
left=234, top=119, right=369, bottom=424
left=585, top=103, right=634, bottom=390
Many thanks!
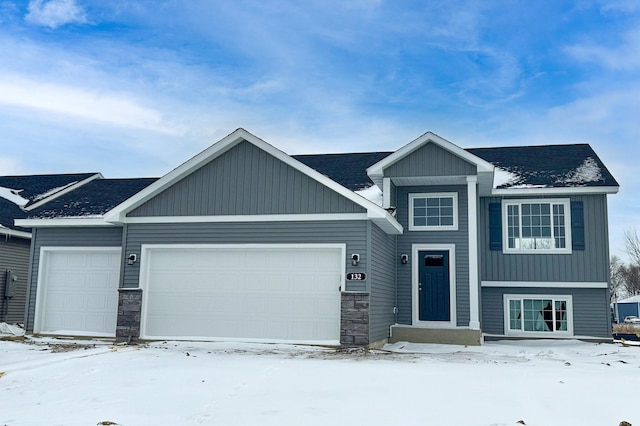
left=467, top=176, right=480, bottom=330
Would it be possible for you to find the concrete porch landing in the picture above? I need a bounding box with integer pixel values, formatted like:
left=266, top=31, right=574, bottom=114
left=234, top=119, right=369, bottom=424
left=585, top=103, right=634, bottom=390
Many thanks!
left=390, top=325, right=482, bottom=346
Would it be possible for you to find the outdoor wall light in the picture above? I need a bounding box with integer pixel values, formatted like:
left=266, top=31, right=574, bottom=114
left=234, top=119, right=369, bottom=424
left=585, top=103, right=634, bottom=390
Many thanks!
left=351, top=253, right=360, bottom=266
left=127, top=254, right=137, bottom=265
left=401, top=254, right=409, bottom=264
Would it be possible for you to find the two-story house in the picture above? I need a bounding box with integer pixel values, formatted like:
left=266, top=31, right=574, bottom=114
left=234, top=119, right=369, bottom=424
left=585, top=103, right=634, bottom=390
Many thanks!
left=16, top=129, right=618, bottom=345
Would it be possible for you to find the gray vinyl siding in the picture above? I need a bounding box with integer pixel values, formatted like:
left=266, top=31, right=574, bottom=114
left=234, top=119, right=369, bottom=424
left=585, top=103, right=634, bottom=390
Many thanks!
left=389, top=181, right=397, bottom=208
left=129, top=140, right=365, bottom=217
left=395, top=185, right=470, bottom=326
left=479, top=194, right=610, bottom=282
left=368, top=222, right=396, bottom=342
left=384, top=143, right=477, bottom=178
left=481, top=286, right=611, bottom=338
left=24, top=226, right=123, bottom=331
left=0, top=237, right=30, bottom=323
left=122, top=221, right=369, bottom=292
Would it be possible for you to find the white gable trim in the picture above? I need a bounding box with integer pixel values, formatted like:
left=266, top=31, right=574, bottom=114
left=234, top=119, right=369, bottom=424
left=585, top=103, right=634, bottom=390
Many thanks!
left=102, top=128, right=402, bottom=234
left=23, top=173, right=104, bottom=211
left=367, top=131, right=495, bottom=186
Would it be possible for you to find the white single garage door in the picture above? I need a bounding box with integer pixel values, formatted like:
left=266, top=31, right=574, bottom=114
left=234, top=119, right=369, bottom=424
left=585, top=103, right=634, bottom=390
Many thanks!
left=141, top=245, right=344, bottom=343
left=35, top=248, right=121, bottom=337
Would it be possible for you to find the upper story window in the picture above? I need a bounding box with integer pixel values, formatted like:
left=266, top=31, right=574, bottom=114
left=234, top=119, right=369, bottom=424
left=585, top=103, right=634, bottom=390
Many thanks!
left=503, top=199, right=571, bottom=254
left=409, top=192, right=458, bottom=231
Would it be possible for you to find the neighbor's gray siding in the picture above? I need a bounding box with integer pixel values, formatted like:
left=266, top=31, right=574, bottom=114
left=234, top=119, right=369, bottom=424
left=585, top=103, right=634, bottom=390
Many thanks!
left=395, top=185, right=470, bottom=326
left=384, top=143, right=477, bottom=178
left=25, top=226, right=123, bottom=331
left=368, top=222, right=396, bottom=343
left=122, top=221, right=369, bottom=292
left=481, top=287, right=611, bottom=338
left=129, top=140, right=366, bottom=217
left=0, top=237, right=30, bottom=323
left=479, top=194, right=610, bottom=282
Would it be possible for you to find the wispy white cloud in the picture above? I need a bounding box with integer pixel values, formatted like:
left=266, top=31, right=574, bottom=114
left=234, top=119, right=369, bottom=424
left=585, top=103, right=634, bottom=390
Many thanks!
left=565, top=28, right=640, bottom=71
left=25, top=0, right=87, bottom=29
left=0, top=74, right=185, bottom=135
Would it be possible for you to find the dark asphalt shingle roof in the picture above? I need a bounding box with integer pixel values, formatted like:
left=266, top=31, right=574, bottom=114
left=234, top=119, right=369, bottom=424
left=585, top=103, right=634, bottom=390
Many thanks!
left=0, top=198, right=29, bottom=233
left=27, top=178, right=158, bottom=219
left=293, top=152, right=392, bottom=191
left=466, top=144, right=619, bottom=188
left=0, top=173, right=100, bottom=207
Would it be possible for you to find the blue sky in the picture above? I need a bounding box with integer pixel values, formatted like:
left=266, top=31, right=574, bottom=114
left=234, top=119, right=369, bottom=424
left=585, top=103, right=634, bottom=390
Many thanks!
left=0, top=0, right=638, bottom=257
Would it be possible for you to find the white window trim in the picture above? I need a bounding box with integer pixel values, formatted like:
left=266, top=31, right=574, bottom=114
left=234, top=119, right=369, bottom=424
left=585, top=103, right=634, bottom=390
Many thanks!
left=503, top=294, right=574, bottom=337
left=409, top=192, right=458, bottom=231
left=502, top=198, right=572, bottom=254
left=412, top=244, right=457, bottom=328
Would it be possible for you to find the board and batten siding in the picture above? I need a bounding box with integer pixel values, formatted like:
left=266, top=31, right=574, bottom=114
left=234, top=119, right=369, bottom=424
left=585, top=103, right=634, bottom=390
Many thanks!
left=368, top=222, right=396, bottom=343
left=0, top=237, right=30, bottom=323
left=129, top=140, right=366, bottom=217
left=479, top=194, right=610, bottom=282
left=395, top=185, right=470, bottom=326
left=384, top=143, right=477, bottom=178
left=481, top=287, right=611, bottom=338
left=24, top=226, right=124, bottom=331
left=123, top=221, right=369, bottom=292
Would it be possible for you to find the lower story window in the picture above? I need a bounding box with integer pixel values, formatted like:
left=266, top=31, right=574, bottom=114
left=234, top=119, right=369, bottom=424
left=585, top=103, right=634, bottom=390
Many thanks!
left=505, top=295, right=572, bottom=335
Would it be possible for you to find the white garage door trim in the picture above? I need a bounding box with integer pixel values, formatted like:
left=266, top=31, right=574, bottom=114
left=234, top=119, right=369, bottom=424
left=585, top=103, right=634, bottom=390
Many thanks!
left=139, top=243, right=346, bottom=344
left=34, top=247, right=121, bottom=337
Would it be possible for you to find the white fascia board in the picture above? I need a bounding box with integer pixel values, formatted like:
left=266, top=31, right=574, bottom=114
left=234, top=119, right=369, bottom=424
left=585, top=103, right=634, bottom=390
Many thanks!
left=0, top=228, right=32, bottom=239
left=482, top=281, right=608, bottom=289
left=491, top=186, right=619, bottom=196
left=24, top=173, right=104, bottom=212
left=14, top=218, right=117, bottom=227
left=366, top=131, right=495, bottom=183
left=104, top=128, right=401, bottom=233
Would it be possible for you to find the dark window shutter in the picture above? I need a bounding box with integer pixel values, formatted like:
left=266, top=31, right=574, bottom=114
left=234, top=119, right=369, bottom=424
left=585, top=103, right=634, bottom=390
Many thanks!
left=489, top=203, right=502, bottom=251
left=571, top=201, right=585, bottom=251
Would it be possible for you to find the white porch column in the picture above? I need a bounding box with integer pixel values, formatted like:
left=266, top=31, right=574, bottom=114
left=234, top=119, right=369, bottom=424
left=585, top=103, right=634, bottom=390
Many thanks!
left=467, top=176, right=480, bottom=330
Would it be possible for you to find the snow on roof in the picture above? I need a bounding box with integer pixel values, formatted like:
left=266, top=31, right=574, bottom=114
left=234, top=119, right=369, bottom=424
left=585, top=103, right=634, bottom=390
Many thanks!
left=0, top=186, right=28, bottom=207
left=32, top=181, right=79, bottom=202
left=618, top=295, right=640, bottom=304
left=354, top=184, right=383, bottom=207
left=492, top=167, right=520, bottom=188
left=557, top=157, right=603, bottom=185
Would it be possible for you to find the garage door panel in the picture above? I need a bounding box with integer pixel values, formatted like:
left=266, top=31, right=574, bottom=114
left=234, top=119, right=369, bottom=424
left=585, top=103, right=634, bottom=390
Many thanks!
left=143, top=246, right=342, bottom=342
left=37, top=250, right=120, bottom=336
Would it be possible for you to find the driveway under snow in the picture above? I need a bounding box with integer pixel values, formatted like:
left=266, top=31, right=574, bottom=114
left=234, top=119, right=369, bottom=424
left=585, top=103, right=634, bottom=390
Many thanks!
left=0, top=337, right=637, bottom=426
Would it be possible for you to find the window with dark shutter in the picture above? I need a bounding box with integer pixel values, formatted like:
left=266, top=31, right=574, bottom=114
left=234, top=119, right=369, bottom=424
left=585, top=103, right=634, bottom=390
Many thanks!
left=571, top=201, right=585, bottom=251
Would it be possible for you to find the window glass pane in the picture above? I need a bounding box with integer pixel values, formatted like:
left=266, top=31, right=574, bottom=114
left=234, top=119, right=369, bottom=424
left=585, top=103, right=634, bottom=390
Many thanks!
left=440, top=217, right=453, bottom=226
left=426, top=217, right=439, bottom=226
left=519, top=298, right=556, bottom=332
left=509, top=299, right=521, bottom=330
left=426, top=198, right=439, bottom=207
left=414, top=217, right=426, bottom=227
left=414, top=207, right=426, bottom=217
left=414, top=198, right=426, bottom=207
left=555, top=300, right=567, bottom=331
left=440, top=198, right=453, bottom=207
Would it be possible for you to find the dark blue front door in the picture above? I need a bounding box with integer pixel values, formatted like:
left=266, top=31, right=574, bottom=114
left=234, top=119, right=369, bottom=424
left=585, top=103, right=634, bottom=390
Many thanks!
left=418, top=250, right=450, bottom=321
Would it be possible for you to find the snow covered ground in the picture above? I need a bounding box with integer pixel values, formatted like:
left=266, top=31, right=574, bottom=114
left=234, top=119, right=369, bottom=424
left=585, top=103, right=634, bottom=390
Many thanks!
left=1, top=337, right=637, bottom=426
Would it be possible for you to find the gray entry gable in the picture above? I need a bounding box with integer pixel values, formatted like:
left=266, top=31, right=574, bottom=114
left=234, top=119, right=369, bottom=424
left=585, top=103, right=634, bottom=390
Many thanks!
left=384, top=142, right=477, bottom=178
left=128, top=139, right=366, bottom=217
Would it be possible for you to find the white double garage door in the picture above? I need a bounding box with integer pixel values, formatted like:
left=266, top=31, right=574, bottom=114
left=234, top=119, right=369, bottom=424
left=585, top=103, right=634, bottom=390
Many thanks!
left=35, top=245, right=344, bottom=343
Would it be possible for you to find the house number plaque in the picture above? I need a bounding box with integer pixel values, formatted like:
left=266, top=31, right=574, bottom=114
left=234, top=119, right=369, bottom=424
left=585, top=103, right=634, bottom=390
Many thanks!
left=346, top=272, right=367, bottom=281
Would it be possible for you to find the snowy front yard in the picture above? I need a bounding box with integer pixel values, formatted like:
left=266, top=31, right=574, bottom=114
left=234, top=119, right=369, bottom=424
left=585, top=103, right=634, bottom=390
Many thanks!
left=1, top=338, right=638, bottom=426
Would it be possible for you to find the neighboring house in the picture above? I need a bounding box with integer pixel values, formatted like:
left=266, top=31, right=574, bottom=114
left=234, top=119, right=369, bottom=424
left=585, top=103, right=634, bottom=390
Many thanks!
left=16, top=129, right=619, bottom=346
left=613, top=295, right=640, bottom=323
left=0, top=173, right=102, bottom=324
